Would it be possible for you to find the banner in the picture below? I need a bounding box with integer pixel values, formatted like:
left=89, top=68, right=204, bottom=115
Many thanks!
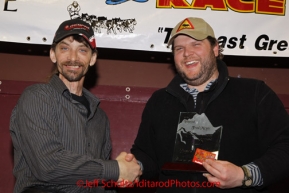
left=0, top=0, right=288, bottom=57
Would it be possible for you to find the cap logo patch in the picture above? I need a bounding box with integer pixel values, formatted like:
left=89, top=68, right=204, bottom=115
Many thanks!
left=64, top=24, right=89, bottom=31
left=176, top=18, right=194, bottom=32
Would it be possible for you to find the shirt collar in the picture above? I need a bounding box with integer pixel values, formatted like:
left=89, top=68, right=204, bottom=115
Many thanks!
left=180, top=79, right=217, bottom=94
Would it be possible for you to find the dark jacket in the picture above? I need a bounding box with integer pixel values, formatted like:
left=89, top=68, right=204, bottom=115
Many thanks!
left=131, top=60, right=289, bottom=193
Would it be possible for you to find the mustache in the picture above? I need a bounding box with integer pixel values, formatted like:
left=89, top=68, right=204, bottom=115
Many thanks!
left=62, top=61, right=84, bottom=67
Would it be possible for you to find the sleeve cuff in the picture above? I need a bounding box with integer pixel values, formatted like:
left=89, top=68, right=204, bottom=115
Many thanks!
left=137, top=160, right=144, bottom=172
left=102, top=160, right=119, bottom=181
left=243, top=163, right=263, bottom=186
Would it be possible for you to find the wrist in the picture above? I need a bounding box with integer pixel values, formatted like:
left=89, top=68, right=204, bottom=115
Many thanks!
left=241, top=165, right=253, bottom=188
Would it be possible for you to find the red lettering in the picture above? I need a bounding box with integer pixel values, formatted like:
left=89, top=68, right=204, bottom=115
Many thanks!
left=157, top=0, right=190, bottom=8
left=156, top=0, right=285, bottom=15
left=256, top=0, right=285, bottom=15
left=226, top=0, right=254, bottom=12
left=192, top=0, right=227, bottom=10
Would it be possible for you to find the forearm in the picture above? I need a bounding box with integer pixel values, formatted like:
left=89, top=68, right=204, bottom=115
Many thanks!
left=255, top=85, right=289, bottom=186
left=253, top=143, right=289, bottom=186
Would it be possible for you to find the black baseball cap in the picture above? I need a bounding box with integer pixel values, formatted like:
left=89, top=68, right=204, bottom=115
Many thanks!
left=53, top=19, right=96, bottom=49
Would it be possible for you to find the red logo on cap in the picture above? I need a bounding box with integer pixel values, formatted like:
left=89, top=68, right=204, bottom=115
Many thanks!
left=64, top=25, right=70, bottom=30
left=65, top=24, right=90, bottom=31
left=176, top=18, right=195, bottom=32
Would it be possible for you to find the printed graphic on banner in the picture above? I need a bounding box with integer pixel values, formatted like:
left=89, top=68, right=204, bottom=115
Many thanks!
left=0, top=0, right=289, bottom=57
left=67, top=1, right=137, bottom=35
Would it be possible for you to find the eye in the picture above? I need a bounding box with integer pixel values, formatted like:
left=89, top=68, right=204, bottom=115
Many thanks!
left=60, top=46, right=68, bottom=51
left=79, top=46, right=89, bottom=53
left=174, top=46, right=183, bottom=52
left=80, top=49, right=89, bottom=53
left=192, top=41, right=202, bottom=47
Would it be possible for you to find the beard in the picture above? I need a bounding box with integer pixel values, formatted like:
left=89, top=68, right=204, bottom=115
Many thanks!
left=58, top=61, right=87, bottom=82
left=176, top=49, right=218, bottom=87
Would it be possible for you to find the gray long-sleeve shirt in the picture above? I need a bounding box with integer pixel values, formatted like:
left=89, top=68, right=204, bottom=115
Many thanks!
left=10, top=75, right=119, bottom=193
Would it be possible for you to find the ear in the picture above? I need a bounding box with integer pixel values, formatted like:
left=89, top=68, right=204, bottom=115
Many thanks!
left=50, top=49, right=57, bottom=63
left=89, top=52, right=97, bottom=66
left=213, top=43, right=219, bottom=57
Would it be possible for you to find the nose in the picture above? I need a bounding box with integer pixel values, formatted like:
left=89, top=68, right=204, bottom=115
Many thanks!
left=183, top=46, right=193, bottom=57
left=68, top=50, right=78, bottom=62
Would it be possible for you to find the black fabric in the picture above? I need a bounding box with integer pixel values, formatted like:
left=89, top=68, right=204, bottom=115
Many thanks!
left=71, top=93, right=91, bottom=117
left=131, top=60, right=289, bottom=193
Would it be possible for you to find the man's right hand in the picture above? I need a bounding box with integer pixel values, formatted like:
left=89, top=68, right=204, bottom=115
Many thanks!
left=116, top=152, right=142, bottom=186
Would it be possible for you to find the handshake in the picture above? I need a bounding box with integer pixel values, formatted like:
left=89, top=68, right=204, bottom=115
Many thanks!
left=116, top=152, right=143, bottom=187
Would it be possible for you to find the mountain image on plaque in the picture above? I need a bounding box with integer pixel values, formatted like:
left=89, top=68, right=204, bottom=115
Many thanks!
left=172, top=112, right=223, bottom=163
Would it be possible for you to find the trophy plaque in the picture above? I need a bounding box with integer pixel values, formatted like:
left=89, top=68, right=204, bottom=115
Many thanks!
left=162, top=112, right=222, bottom=172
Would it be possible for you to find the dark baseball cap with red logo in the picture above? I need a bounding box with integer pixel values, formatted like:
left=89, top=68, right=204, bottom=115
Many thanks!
left=53, top=19, right=96, bottom=50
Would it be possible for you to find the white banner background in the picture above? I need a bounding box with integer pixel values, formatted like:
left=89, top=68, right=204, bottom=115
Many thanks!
left=0, top=0, right=288, bottom=57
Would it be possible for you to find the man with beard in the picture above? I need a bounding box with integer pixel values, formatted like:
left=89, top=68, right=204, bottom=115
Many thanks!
left=10, top=19, right=141, bottom=193
left=131, top=17, right=289, bottom=193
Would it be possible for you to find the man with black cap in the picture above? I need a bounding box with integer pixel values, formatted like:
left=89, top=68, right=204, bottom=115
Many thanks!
left=10, top=19, right=141, bottom=193
left=131, top=17, right=289, bottom=193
